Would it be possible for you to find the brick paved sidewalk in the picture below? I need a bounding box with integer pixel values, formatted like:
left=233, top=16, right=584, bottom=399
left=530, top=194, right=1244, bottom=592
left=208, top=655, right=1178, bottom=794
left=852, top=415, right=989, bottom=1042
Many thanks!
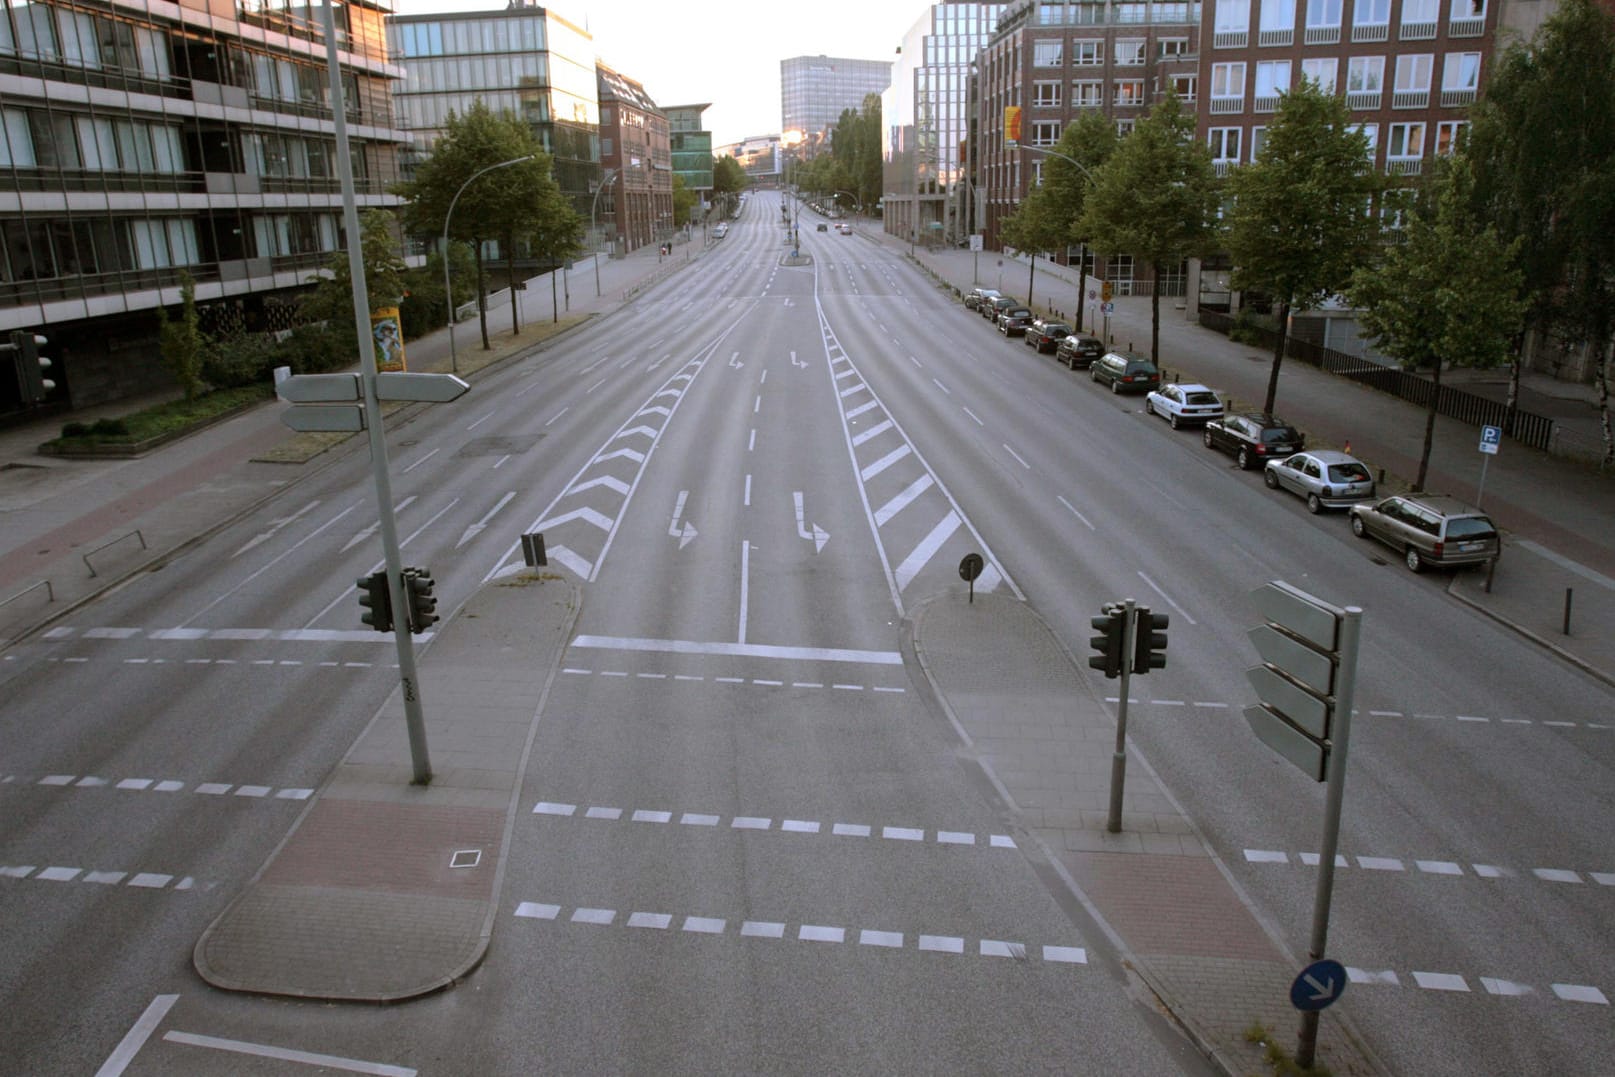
left=193, top=572, right=579, bottom=1000
left=908, top=590, right=1386, bottom=1076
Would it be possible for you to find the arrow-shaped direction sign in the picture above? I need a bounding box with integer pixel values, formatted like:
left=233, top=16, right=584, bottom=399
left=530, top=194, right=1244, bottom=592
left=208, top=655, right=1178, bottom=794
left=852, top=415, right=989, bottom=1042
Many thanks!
left=1246, top=664, right=1332, bottom=739
left=1251, top=581, right=1342, bottom=652
left=1290, top=959, right=1347, bottom=1012
left=280, top=404, right=365, bottom=433
left=457, top=491, right=515, bottom=548
left=793, top=491, right=830, bottom=553
left=375, top=371, right=470, bottom=403
left=1248, top=623, right=1335, bottom=695
left=667, top=490, right=698, bottom=549
left=278, top=373, right=359, bottom=402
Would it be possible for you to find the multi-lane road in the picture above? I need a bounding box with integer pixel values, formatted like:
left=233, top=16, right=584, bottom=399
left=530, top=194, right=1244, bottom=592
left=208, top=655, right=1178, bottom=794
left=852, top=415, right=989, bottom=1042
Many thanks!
left=2, top=198, right=1611, bottom=1075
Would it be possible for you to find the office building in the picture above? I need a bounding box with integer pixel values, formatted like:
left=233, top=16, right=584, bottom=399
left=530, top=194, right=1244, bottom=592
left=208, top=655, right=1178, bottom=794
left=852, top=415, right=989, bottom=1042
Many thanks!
left=595, top=63, right=671, bottom=253
left=664, top=103, right=713, bottom=219
left=780, top=54, right=892, bottom=152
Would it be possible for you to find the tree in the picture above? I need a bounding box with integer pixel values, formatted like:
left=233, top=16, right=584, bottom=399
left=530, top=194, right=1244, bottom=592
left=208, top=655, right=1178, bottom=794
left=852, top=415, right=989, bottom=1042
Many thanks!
left=296, top=209, right=409, bottom=364
left=1079, top=92, right=1220, bottom=362
left=1224, top=80, right=1385, bottom=415
left=1467, top=0, right=1615, bottom=464
left=1349, top=155, right=1526, bottom=490
left=1046, top=112, right=1118, bottom=330
left=999, top=182, right=1068, bottom=310
left=672, top=173, right=698, bottom=229
left=156, top=271, right=205, bottom=400
left=396, top=102, right=573, bottom=348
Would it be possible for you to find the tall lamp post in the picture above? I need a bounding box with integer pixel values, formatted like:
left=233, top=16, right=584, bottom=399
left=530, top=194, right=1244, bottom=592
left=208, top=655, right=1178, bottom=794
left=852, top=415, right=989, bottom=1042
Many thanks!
left=1016, top=143, right=1099, bottom=329
left=590, top=167, right=619, bottom=297
left=443, top=154, right=534, bottom=373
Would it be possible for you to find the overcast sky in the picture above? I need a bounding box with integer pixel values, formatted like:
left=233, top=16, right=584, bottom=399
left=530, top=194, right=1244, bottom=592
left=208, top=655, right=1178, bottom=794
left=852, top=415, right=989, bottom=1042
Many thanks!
left=388, top=0, right=917, bottom=147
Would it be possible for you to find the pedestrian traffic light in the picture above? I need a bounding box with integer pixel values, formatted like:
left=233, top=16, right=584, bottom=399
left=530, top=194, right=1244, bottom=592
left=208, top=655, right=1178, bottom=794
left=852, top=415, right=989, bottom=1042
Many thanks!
left=403, top=567, right=437, bottom=634
left=1088, top=604, right=1126, bottom=679
left=1132, top=607, right=1169, bottom=674
left=7, top=331, right=53, bottom=404
left=358, top=572, right=392, bottom=633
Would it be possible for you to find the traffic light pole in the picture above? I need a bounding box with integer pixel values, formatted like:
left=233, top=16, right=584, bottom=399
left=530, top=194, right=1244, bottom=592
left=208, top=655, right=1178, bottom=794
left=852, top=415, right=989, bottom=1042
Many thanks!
left=1106, top=599, right=1137, bottom=834
left=322, top=0, right=431, bottom=784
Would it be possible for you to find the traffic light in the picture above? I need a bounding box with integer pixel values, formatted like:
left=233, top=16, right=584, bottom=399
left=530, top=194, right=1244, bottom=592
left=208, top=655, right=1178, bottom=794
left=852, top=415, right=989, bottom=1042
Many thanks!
left=7, top=331, right=53, bottom=404
left=1132, top=607, right=1169, bottom=675
left=358, top=572, right=392, bottom=633
left=403, top=567, right=437, bottom=634
left=1088, top=604, right=1126, bottom=679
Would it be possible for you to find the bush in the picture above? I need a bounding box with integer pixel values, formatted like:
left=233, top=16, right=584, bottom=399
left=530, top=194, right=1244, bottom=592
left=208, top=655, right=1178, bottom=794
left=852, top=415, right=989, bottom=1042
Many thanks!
left=91, top=418, right=130, bottom=437
left=61, top=421, right=90, bottom=438
left=201, top=332, right=281, bottom=390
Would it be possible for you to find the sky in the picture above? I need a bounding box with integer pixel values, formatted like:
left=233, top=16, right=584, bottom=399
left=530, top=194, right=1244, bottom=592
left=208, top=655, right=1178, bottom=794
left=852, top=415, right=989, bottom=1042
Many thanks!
left=388, top=0, right=921, bottom=148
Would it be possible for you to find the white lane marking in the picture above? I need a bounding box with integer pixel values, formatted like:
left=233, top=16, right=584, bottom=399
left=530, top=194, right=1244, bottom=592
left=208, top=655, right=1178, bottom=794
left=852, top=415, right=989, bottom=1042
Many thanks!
left=748, top=428, right=756, bottom=451
left=932, top=378, right=951, bottom=396
left=401, top=447, right=439, bottom=474
left=181, top=503, right=361, bottom=627
left=544, top=407, right=568, bottom=426
left=569, top=635, right=901, bottom=664
left=161, top=1032, right=416, bottom=1076
left=466, top=410, right=496, bottom=431
left=95, top=994, right=179, bottom=1077
left=1552, top=985, right=1609, bottom=1004
left=457, top=491, right=517, bottom=549
left=962, top=407, right=984, bottom=426
left=341, top=495, right=417, bottom=553
left=873, top=474, right=934, bottom=527
left=1412, top=972, right=1469, bottom=992
left=860, top=444, right=912, bottom=482
left=737, top=541, right=750, bottom=644
left=231, top=500, right=321, bottom=559
left=753, top=394, right=761, bottom=414
left=894, top=511, right=961, bottom=591
left=1002, top=444, right=1030, bottom=469
left=1056, top=495, right=1097, bottom=530
left=744, top=474, right=752, bottom=507
left=851, top=419, right=894, bottom=447
left=1136, top=570, right=1198, bottom=626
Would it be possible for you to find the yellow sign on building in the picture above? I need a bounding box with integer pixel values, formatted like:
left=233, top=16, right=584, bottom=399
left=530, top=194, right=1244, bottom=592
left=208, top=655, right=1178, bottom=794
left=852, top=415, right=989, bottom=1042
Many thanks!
left=1003, top=106, right=1022, bottom=146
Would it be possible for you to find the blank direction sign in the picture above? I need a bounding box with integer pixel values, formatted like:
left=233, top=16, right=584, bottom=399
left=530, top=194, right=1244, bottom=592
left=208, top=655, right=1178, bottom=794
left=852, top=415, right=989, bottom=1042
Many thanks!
left=376, top=371, right=470, bottom=402
left=1251, top=581, right=1341, bottom=651
left=1244, top=705, right=1328, bottom=782
left=1248, top=624, right=1335, bottom=694
left=280, top=404, right=365, bottom=433
left=277, top=373, right=359, bottom=403
left=1246, top=665, right=1331, bottom=739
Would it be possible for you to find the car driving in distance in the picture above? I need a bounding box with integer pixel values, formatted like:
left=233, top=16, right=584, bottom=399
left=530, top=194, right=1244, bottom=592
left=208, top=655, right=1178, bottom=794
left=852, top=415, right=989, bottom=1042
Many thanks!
left=1055, top=333, right=1104, bottom=369
left=1349, top=494, right=1500, bottom=573
left=1264, top=450, right=1376, bottom=513
left=1024, top=319, right=1072, bottom=353
left=997, top=307, right=1035, bottom=336
left=1202, top=413, right=1303, bottom=469
left=1144, top=383, right=1224, bottom=428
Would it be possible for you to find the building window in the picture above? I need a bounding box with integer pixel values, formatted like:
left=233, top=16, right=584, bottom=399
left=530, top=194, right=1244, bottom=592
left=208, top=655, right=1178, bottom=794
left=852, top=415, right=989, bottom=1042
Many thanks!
left=1386, top=121, right=1425, bottom=171
left=1034, top=80, right=1062, bottom=107
left=1348, top=122, right=1379, bottom=157
left=1116, top=119, right=1136, bottom=136
left=1251, top=125, right=1268, bottom=160
left=1346, top=55, right=1384, bottom=107
left=1034, top=39, right=1063, bottom=66
left=1116, top=2, right=1149, bottom=23
left=1449, top=0, right=1487, bottom=35
left=1170, top=74, right=1198, bottom=102
left=1305, top=0, right=1342, bottom=42
left=1208, top=126, right=1243, bottom=161
left=1073, top=80, right=1103, bottom=106
left=1301, top=57, right=1337, bottom=94
left=1073, top=40, right=1103, bottom=65
left=1032, top=121, right=1061, bottom=146
left=1254, top=60, right=1290, bottom=110
left=1353, top=0, right=1390, bottom=39
left=1114, top=79, right=1146, bottom=106
left=1115, top=39, right=1145, bottom=65
left=1393, top=53, right=1432, bottom=107
left=1158, top=38, right=1190, bottom=58
left=1215, top=0, right=1251, bottom=46
left=1210, top=62, right=1246, bottom=113
left=1441, top=52, right=1480, bottom=105
left=1435, top=120, right=1467, bottom=155
left=1400, top=0, right=1438, bottom=38
left=1258, top=0, right=1296, bottom=45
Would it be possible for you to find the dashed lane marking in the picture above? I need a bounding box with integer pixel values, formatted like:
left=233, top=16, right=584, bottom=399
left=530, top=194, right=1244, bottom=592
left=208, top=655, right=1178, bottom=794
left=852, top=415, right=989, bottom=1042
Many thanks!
left=1107, top=698, right=1609, bottom=732
left=15, top=774, right=314, bottom=800
left=1, top=863, right=199, bottom=890
left=560, top=668, right=903, bottom=693
left=533, top=799, right=1017, bottom=849
left=1244, top=849, right=1613, bottom=888
left=512, top=900, right=1080, bottom=966
left=1345, top=967, right=1606, bottom=1006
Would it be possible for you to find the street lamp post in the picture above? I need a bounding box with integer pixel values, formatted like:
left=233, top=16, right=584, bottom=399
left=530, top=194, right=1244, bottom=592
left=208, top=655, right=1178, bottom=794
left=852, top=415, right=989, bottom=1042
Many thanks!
left=590, top=167, right=619, bottom=297
left=443, top=154, right=534, bottom=374
left=1017, top=143, right=1101, bottom=331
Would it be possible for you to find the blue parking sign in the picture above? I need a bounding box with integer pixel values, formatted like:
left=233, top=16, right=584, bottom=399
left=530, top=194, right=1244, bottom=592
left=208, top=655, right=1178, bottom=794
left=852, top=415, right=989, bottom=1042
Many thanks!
left=1479, top=425, right=1501, bottom=455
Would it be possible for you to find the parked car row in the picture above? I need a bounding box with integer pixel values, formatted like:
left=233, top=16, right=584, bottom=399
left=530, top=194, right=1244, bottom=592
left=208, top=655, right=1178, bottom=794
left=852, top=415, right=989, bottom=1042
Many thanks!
left=955, top=284, right=1498, bottom=572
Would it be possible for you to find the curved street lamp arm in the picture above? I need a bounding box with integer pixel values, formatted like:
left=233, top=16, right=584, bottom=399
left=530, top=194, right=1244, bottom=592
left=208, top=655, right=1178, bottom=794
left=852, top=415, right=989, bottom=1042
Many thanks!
left=442, top=154, right=536, bottom=372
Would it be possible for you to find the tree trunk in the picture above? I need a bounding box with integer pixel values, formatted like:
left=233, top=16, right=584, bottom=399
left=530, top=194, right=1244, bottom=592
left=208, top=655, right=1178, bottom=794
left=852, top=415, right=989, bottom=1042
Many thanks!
left=504, top=233, right=519, bottom=336
left=1028, top=253, right=1036, bottom=311
left=1415, top=359, right=1442, bottom=493
left=475, top=240, right=490, bottom=351
left=1262, top=298, right=1290, bottom=416
left=1073, top=245, right=1085, bottom=331
left=1150, top=260, right=1162, bottom=364
left=1597, top=334, right=1613, bottom=468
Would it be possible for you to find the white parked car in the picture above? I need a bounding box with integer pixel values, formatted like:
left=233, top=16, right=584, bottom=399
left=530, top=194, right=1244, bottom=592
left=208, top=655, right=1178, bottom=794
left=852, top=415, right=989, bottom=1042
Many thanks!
left=1264, top=449, right=1376, bottom=513
left=1144, top=383, right=1224, bottom=429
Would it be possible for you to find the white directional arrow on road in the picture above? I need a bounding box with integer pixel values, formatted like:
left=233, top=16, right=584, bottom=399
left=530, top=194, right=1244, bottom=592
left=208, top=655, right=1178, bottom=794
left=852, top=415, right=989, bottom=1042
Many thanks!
left=790, top=350, right=806, bottom=368
left=668, top=490, right=699, bottom=549
left=457, top=491, right=515, bottom=548
left=793, top=491, right=830, bottom=553
left=728, top=351, right=743, bottom=369
left=339, top=495, right=416, bottom=552
left=231, top=500, right=319, bottom=559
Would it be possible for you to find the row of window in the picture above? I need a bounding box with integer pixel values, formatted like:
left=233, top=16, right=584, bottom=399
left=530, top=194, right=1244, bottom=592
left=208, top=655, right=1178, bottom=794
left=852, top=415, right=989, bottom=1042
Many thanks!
left=1209, top=52, right=1479, bottom=105
left=1212, top=0, right=1486, bottom=33
left=1028, top=76, right=1186, bottom=112
left=389, top=18, right=547, bottom=61
left=1031, top=37, right=1194, bottom=65
left=1, top=4, right=171, bottom=79
left=0, top=108, right=183, bottom=172
left=1205, top=117, right=1466, bottom=162
left=1034, top=3, right=1202, bottom=27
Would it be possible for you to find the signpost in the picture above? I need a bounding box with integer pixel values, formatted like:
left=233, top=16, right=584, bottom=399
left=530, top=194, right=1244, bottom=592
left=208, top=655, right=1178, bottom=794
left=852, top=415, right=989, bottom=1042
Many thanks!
left=1476, top=424, right=1501, bottom=508
left=958, top=552, right=984, bottom=603
left=1244, top=581, right=1362, bottom=1070
left=279, top=372, right=469, bottom=433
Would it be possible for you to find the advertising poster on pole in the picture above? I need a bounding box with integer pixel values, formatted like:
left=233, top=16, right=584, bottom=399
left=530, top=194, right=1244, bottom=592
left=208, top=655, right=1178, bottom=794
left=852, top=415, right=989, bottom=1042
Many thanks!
left=371, top=308, right=407, bottom=372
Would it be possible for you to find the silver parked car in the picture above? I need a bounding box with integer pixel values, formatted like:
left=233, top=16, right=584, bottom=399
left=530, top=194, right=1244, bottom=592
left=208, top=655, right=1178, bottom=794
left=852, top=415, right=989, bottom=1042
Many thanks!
left=1263, top=450, right=1376, bottom=513
left=1348, top=493, right=1500, bottom=573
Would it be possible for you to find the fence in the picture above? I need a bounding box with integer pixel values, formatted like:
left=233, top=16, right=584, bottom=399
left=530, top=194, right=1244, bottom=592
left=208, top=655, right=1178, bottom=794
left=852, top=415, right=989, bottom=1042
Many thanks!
left=1197, top=309, right=1557, bottom=452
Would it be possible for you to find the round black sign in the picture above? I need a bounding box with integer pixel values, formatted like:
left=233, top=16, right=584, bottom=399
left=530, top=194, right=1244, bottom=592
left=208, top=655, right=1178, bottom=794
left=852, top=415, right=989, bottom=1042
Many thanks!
left=958, top=553, right=985, bottom=582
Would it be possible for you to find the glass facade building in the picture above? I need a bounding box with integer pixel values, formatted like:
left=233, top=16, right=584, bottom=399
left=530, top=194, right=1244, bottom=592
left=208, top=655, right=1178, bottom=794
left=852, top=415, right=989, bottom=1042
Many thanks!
left=0, top=0, right=408, bottom=412
left=664, top=103, right=713, bottom=199
left=387, top=3, right=600, bottom=220
left=780, top=54, right=892, bottom=151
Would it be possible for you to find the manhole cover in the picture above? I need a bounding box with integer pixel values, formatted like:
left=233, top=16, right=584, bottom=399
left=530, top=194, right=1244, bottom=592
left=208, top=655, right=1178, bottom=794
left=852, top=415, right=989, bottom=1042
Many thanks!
left=458, top=435, right=543, bottom=458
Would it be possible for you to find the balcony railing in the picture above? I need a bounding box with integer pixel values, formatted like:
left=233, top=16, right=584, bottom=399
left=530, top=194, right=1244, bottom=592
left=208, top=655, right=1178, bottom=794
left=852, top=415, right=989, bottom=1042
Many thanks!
left=1387, top=157, right=1424, bottom=175
left=1254, top=94, right=1283, bottom=112
left=1440, top=87, right=1478, bottom=107
left=1399, top=20, right=1437, bottom=39
left=1213, top=30, right=1249, bottom=48
left=1209, top=95, right=1246, bottom=114
left=1258, top=28, right=1295, bottom=46
left=1304, top=25, right=1341, bottom=44
left=1392, top=89, right=1430, bottom=109
left=1449, top=16, right=1486, bottom=36
left=1351, top=22, right=1390, bottom=41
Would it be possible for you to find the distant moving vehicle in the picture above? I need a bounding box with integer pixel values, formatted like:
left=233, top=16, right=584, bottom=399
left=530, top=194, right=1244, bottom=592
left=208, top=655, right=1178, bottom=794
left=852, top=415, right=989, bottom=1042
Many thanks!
left=997, top=307, right=1035, bottom=336
left=1144, top=383, right=1224, bottom=429
left=1024, top=319, right=1072, bottom=353
left=713, top=223, right=728, bottom=238
left=1264, top=450, right=1376, bottom=513
left=816, top=222, right=828, bottom=231
left=1089, top=350, right=1160, bottom=394
left=1202, top=413, right=1303, bottom=469
left=1055, top=333, right=1104, bottom=369
left=1349, top=493, right=1500, bottom=572
left=838, top=223, right=852, bottom=235
left=964, top=287, right=1002, bottom=312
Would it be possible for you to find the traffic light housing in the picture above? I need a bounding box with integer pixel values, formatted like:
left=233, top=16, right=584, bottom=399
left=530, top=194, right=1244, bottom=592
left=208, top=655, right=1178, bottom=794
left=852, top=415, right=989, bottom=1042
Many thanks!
left=403, top=567, right=437, bottom=634
left=1088, top=605, right=1126, bottom=679
left=1133, top=607, right=1169, bottom=674
left=358, top=572, right=392, bottom=633
left=8, top=331, right=53, bottom=404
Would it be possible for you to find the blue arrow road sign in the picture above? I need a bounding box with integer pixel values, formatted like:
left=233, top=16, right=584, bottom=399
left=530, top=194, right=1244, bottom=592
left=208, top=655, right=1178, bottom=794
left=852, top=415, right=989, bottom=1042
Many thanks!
left=1291, top=959, right=1347, bottom=1012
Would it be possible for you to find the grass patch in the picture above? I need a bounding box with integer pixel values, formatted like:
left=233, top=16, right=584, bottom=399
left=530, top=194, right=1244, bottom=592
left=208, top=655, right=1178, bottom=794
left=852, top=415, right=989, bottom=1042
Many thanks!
left=46, top=385, right=272, bottom=451
left=1243, top=1024, right=1333, bottom=1077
